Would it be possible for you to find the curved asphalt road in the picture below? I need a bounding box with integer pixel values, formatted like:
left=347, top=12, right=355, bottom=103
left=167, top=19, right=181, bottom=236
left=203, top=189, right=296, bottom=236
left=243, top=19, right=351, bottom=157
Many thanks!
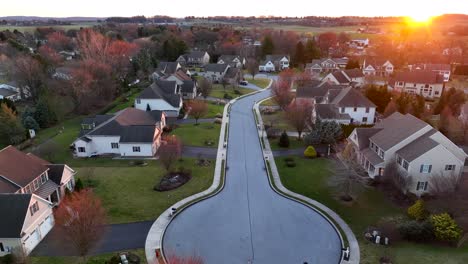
left=163, top=89, right=342, bottom=263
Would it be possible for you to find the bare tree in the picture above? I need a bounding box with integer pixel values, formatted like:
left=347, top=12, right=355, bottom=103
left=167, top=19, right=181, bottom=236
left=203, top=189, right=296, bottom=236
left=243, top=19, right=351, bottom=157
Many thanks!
left=159, top=136, right=182, bottom=173
left=198, top=77, right=212, bottom=99
left=285, top=100, right=313, bottom=139
left=54, top=189, right=106, bottom=261
left=246, top=58, right=259, bottom=80
left=188, top=100, right=208, bottom=124
left=429, top=171, right=462, bottom=196
left=13, top=56, right=45, bottom=101
left=383, top=161, right=412, bottom=194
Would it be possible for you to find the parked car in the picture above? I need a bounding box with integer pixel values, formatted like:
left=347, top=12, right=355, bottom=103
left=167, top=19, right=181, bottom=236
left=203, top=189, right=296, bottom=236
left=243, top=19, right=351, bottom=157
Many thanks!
left=239, top=80, right=249, bottom=86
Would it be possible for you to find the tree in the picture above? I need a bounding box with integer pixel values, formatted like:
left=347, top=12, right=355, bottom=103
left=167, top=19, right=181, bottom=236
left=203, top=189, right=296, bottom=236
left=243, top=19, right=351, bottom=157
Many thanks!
left=382, top=161, right=411, bottom=194
left=317, top=32, right=337, bottom=56
left=429, top=171, right=462, bottom=196
left=46, top=31, right=73, bottom=51
left=13, top=55, right=45, bottom=101
left=261, top=35, right=275, bottom=58
left=293, top=41, right=305, bottom=66
left=365, top=85, right=392, bottom=113
left=383, top=100, right=398, bottom=117
left=189, top=100, right=208, bottom=124
left=345, top=59, right=360, bottom=69
left=285, top=100, right=312, bottom=139
left=198, top=77, right=212, bottom=99
left=278, top=131, right=290, bottom=148
left=34, top=96, right=57, bottom=128
left=246, top=58, right=259, bottom=80
left=159, top=136, right=182, bottom=173
left=54, top=190, right=106, bottom=261
left=0, top=104, right=25, bottom=146
left=22, top=116, right=40, bottom=130
left=32, top=140, right=60, bottom=162
left=304, top=146, right=317, bottom=158
left=38, top=45, right=63, bottom=69
left=271, top=79, right=293, bottom=110
left=304, top=39, right=321, bottom=62
left=440, top=107, right=465, bottom=143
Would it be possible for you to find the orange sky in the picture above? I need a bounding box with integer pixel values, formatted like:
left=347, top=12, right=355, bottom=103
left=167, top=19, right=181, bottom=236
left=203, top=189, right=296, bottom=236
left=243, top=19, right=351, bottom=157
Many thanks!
left=1, top=0, right=467, bottom=18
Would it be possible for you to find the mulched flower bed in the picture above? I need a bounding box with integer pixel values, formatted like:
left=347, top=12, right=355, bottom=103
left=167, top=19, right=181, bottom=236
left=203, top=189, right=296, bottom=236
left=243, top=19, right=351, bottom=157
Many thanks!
left=154, top=172, right=192, bottom=192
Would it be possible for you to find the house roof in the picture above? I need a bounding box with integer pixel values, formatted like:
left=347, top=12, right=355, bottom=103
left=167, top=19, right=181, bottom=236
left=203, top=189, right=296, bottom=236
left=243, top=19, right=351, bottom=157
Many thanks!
left=296, top=80, right=344, bottom=98
left=353, top=128, right=383, bottom=150
left=0, top=88, right=17, bottom=97
left=343, top=68, right=364, bottom=78
left=218, top=55, right=242, bottom=63
left=138, top=81, right=181, bottom=108
left=158, top=62, right=180, bottom=75
left=0, top=194, right=32, bottom=238
left=331, top=71, right=350, bottom=84
left=47, top=164, right=65, bottom=185
left=205, top=63, right=229, bottom=73
left=315, top=104, right=351, bottom=120
left=181, top=80, right=195, bottom=93
left=34, top=180, right=59, bottom=200
left=416, top=64, right=451, bottom=72
left=370, top=112, right=430, bottom=151
left=224, top=67, right=240, bottom=79
left=120, top=126, right=159, bottom=143
left=361, top=148, right=384, bottom=166
left=396, top=129, right=439, bottom=162
left=262, top=54, right=289, bottom=65
left=0, top=146, right=49, bottom=192
left=392, top=71, right=444, bottom=85
left=171, top=70, right=192, bottom=81
left=330, top=87, right=376, bottom=108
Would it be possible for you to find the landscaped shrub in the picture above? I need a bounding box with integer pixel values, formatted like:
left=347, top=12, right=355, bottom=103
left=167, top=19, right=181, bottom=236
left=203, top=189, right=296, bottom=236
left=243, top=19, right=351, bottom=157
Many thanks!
left=223, top=93, right=233, bottom=99
left=285, top=157, right=296, bottom=167
left=214, top=118, right=222, bottom=124
left=75, top=178, right=84, bottom=192
left=278, top=131, right=290, bottom=148
left=398, top=220, right=434, bottom=242
left=430, top=213, right=462, bottom=242
left=234, top=89, right=241, bottom=95
left=215, top=113, right=223, bottom=118
left=304, top=146, right=317, bottom=158
left=407, top=200, right=428, bottom=221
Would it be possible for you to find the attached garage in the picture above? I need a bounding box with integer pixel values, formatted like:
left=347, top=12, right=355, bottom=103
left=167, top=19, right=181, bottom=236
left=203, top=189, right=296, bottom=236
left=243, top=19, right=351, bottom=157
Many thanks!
left=23, top=229, right=41, bottom=254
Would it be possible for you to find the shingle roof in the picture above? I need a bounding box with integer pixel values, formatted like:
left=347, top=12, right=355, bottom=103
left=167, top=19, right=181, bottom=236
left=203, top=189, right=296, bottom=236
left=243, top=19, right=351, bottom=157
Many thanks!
left=224, top=67, right=240, bottom=79
left=205, top=63, right=229, bottom=73
left=361, top=148, right=384, bottom=166
left=331, top=71, right=350, bottom=84
left=181, top=80, right=195, bottom=93
left=0, top=88, right=17, bottom=97
left=34, top=180, right=59, bottom=200
left=343, top=68, right=364, bottom=78
left=47, top=165, right=65, bottom=185
left=353, top=128, right=383, bottom=150
left=392, top=71, right=444, bottom=84
left=0, top=146, right=49, bottom=192
left=316, top=104, right=351, bottom=120
left=138, top=81, right=181, bottom=108
left=330, top=87, right=376, bottom=108
left=158, top=62, right=180, bottom=75
left=396, top=129, right=439, bottom=162
left=218, top=55, right=242, bottom=63
left=296, top=80, right=339, bottom=98
left=0, top=194, right=32, bottom=237
left=370, top=112, right=430, bottom=151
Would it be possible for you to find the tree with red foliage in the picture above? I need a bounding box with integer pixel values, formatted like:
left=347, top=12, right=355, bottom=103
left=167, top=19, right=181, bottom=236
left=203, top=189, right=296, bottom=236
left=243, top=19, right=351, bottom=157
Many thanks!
left=317, top=32, right=338, bottom=56
left=272, top=80, right=293, bottom=110
left=285, top=100, right=313, bottom=139
left=38, top=45, right=63, bottom=68
left=107, top=40, right=138, bottom=79
left=159, top=136, right=182, bottom=173
left=77, top=29, right=111, bottom=62
left=188, top=100, right=208, bottom=124
left=13, top=56, right=45, bottom=101
left=54, top=189, right=106, bottom=261
left=46, top=31, right=73, bottom=51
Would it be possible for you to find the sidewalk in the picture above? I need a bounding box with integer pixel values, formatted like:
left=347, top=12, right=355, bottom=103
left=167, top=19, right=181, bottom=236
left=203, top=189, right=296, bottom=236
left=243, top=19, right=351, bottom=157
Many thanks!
left=254, top=100, right=360, bottom=264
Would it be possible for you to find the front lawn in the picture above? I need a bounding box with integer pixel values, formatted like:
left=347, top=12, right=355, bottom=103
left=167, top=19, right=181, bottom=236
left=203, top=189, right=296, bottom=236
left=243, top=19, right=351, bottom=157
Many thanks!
left=245, top=77, right=271, bottom=89
left=209, top=84, right=253, bottom=99
left=262, top=111, right=297, bottom=132
left=170, top=123, right=221, bottom=147
left=269, top=137, right=305, bottom=151
left=77, top=158, right=215, bottom=224
left=30, top=248, right=146, bottom=264
left=260, top=98, right=278, bottom=106
left=276, top=156, right=468, bottom=263
left=205, top=102, right=225, bottom=118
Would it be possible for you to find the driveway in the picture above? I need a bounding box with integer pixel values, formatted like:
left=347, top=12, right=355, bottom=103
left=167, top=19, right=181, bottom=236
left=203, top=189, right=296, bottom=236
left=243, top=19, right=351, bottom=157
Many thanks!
left=31, top=221, right=153, bottom=256
left=162, top=89, right=342, bottom=263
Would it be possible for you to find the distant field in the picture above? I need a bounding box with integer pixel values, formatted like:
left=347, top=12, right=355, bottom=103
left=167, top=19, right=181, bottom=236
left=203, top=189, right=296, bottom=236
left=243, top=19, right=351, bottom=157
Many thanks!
left=0, top=22, right=98, bottom=33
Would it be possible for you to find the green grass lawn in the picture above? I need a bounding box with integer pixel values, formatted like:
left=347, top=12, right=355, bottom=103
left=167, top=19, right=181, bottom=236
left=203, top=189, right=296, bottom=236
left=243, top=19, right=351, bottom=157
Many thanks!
left=209, top=84, right=253, bottom=99
left=106, top=89, right=141, bottom=114
left=204, top=102, right=225, bottom=118
left=0, top=23, right=98, bottom=33
left=245, top=78, right=271, bottom=89
left=75, top=158, right=215, bottom=224
left=262, top=111, right=297, bottom=132
left=260, top=98, right=278, bottom=107
left=171, top=123, right=221, bottom=147
left=269, top=137, right=304, bottom=151
left=30, top=248, right=146, bottom=264
left=276, top=156, right=468, bottom=263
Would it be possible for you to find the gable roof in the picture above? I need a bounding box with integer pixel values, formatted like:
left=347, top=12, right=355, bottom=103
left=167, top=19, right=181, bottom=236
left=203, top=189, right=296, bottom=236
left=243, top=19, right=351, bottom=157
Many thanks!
left=330, top=71, right=350, bottom=84
left=353, top=128, right=383, bottom=150
left=138, top=81, right=181, bottom=108
left=0, top=194, right=33, bottom=237
left=392, top=71, right=444, bottom=84
left=296, top=81, right=345, bottom=99
left=0, top=146, right=49, bottom=192
left=315, top=104, right=351, bottom=120
left=187, top=51, right=208, bottom=60
left=343, top=68, right=364, bottom=79
left=218, top=55, right=243, bottom=63
left=47, top=164, right=66, bottom=185
left=396, top=129, right=439, bottom=162
left=415, top=64, right=450, bottom=72
left=205, top=63, right=229, bottom=73
left=330, top=87, right=376, bottom=108
left=0, top=87, right=17, bottom=97
left=181, top=80, right=196, bottom=93
left=158, top=62, right=180, bottom=75
left=224, top=67, right=240, bottom=79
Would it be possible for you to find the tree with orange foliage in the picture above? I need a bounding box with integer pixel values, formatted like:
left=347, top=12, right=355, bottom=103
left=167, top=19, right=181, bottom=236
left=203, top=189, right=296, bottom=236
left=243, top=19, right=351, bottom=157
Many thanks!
left=38, top=45, right=63, bottom=68
left=46, top=31, right=73, bottom=51
left=285, top=100, right=313, bottom=140
left=188, top=100, right=208, bottom=125
left=54, top=189, right=106, bottom=261
left=159, top=136, right=183, bottom=173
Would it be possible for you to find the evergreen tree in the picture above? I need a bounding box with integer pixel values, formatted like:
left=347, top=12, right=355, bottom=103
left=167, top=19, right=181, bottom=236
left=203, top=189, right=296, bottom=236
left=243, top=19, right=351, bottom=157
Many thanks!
left=293, top=41, right=305, bottom=67
left=345, top=59, right=360, bottom=69
left=23, top=116, right=40, bottom=130
left=34, top=96, right=57, bottom=128
left=278, top=131, right=290, bottom=148
left=304, top=39, right=321, bottom=62
left=0, top=104, right=25, bottom=145
left=261, top=35, right=275, bottom=58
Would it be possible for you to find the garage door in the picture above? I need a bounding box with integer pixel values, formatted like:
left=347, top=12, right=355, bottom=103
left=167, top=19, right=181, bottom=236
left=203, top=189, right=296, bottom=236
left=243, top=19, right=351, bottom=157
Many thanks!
left=23, top=229, right=40, bottom=254
left=39, top=216, right=54, bottom=238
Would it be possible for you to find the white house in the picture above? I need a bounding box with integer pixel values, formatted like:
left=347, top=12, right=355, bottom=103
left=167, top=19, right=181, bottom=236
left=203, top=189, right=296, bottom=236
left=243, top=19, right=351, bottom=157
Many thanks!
left=135, top=80, right=183, bottom=117
left=362, top=58, right=394, bottom=76
left=410, top=64, right=451, bottom=82
left=73, top=108, right=166, bottom=158
left=259, top=55, right=290, bottom=72
left=349, top=38, right=369, bottom=49
left=0, top=194, right=54, bottom=257
left=217, top=55, right=245, bottom=68
left=177, top=51, right=210, bottom=67
left=323, top=69, right=365, bottom=87
left=0, top=84, right=20, bottom=101
left=388, top=71, right=445, bottom=98
left=348, top=112, right=467, bottom=195
left=200, top=64, right=230, bottom=83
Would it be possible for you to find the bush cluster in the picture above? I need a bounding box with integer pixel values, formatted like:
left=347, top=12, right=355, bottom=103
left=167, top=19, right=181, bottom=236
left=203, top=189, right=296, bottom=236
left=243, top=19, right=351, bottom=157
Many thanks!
left=304, top=146, right=317, bottom=158
left=407, top=200, right=428, bottom=221
left=431, top=213, right=463, bottom=242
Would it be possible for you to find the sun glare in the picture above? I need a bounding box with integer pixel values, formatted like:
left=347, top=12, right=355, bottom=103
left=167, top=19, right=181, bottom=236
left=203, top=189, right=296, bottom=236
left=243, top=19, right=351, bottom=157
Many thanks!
left=407, top=14, right=433, bottom=25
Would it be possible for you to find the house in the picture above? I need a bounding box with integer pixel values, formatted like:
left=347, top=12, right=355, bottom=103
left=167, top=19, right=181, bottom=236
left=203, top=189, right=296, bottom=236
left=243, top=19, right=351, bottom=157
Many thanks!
left=323, top=69, right=365, bottom=87
left=305, top=58, right=340, bottom=73
left=259, top=55, right=290, bottom=72
left=410, top=64, right=451, bottom=82
left=362, top=58, right=394, bottom=76
left=348, top=112, right=467, bottom=195
left=0, top=83, right=20, bottom=101
left=217, top=55, right=245, bottom=68
left=223, top=67, right=241, bottom=85
left=151, top=62, right=182, bottom=80
left=52, top=67, right=73, bottom=80
left=0, top=194, right=54, bottom=257
left=200, top=63, right=230, bottom=82
left=388, top=71, right=445, bottom=98
left=177, top=51, right=210, bottom=67
left=73, top=108, right=166, bottom=158
left=296, top=82, right=376, bottom=125
left=0, top=145, right=76, bottom=205
left=349, top=38, right=369, bottom=49
left=135, top=80, right=183, bottom=117
left=180, top=80, right=198, bottom=100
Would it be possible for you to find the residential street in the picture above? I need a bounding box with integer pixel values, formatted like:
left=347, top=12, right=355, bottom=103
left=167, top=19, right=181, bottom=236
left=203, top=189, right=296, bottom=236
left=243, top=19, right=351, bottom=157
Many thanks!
left=162, top=89, right=343, bottom=263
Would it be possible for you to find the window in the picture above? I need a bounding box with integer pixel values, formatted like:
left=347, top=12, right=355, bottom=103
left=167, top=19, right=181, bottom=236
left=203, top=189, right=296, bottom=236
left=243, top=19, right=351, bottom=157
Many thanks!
left=374, top=145, right=378, bottom=152
left=33, top=179, right=39, bottom=190
left=41, top=174, right=47, bottom=183
left=362, top=117, right=368, bottom=123
left=341, top=107, right=345, bottom=113
left=420, top=164, right=432, bottom=173
left=370, top=142, right=374, bottom=149
left=133, top=146, right=141, bottom=152
left=111, top=143, right=119, bottom=149
left=379, top=150, right=385, bottom=159
left=354, top=107, right=357, bottom=112
left=29, top=201, right=39, bottom=216
left=136, top=99, right=141, bottom=104
left=416, top=181, right=428, bottom=191
left=445, top=165, right=456, bottom=171
left=403, top=161, right=409, bottom=170
left=365, top=107, right=370, bottom=113
left=435, top=91, right=439, bottom=95
left=78, top=147, right=86, bottom=153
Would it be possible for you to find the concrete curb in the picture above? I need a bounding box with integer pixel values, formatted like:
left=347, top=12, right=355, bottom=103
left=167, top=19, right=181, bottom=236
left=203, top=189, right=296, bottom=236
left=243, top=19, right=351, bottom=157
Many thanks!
left=253, top=97, right=360, bottom=264
left=144, top=86, right=268, bottom=264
